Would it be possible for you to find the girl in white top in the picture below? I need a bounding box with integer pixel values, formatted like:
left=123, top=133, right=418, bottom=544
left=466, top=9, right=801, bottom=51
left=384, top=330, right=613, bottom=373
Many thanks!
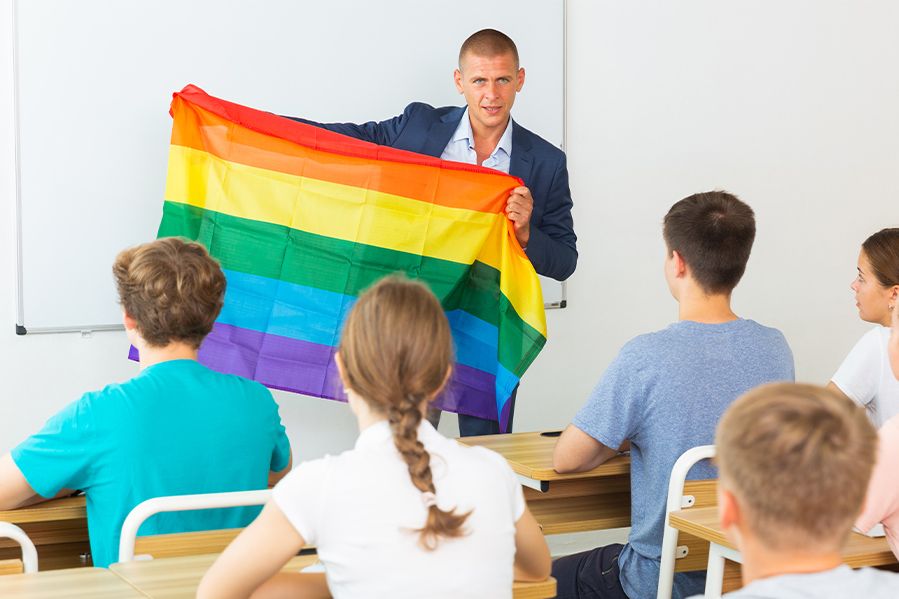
left=829, top=228, right=899, bottom=427
left=198, top=276, right=551, bottom=599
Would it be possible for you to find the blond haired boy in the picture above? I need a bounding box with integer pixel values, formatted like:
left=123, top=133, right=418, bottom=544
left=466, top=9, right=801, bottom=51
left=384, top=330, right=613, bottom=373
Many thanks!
left=0, top=238, right=291, bottom=567
left=698, top=383, right=899, bottom=598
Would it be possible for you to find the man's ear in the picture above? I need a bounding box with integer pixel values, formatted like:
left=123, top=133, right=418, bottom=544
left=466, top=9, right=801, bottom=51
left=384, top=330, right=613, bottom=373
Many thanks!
left=454, top=69, right=464, bottom=94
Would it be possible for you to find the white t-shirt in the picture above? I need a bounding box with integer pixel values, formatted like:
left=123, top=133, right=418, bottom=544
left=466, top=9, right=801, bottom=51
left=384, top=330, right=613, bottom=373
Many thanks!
left=686, top=564, right=899, bottom=598
left=272, top=420, right=525, bottom=599
left=832, top=326, right=899, bottom=427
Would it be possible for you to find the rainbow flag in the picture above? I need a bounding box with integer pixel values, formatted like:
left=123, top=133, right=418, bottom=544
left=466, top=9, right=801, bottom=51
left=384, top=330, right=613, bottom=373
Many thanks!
left=149, top=85, right=546, bottom=427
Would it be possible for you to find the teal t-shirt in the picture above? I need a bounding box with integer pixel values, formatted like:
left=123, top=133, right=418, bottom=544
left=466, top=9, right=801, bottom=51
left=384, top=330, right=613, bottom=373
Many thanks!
left=11, top=359, right=290, bottom=567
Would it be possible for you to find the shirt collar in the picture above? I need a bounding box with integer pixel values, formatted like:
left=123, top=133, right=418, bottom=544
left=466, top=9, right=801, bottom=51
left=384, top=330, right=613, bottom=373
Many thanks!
left=452, top=108, right=514, bottom=158
left=354, top=418, right=443, bottom=450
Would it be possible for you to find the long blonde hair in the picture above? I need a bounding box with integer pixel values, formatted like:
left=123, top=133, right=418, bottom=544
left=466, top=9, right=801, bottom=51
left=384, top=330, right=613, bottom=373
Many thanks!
left=339, top=276, right=470, bottom=549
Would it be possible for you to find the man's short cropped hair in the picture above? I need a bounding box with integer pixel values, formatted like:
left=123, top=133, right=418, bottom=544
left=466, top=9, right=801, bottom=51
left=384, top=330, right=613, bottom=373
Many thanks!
left=459, top=29, right=519, bottom=68
left=113, top=237, right=225, bottom=349
left=663, top=191, right=756, bottom=295
left=716, top=383, right=877, bottom=552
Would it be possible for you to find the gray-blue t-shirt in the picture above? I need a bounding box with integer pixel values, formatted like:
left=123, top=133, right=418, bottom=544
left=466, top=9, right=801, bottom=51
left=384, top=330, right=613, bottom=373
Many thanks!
left=573, top=319, right=794, bottom=599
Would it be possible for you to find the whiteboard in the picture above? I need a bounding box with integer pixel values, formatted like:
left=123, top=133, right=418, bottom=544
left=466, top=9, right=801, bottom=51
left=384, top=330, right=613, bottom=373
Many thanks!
left=11, top=0, right=565, bottom=333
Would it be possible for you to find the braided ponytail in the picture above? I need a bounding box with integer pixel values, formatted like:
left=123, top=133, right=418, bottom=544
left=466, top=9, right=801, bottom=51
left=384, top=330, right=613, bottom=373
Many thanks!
left=339, top=276, right=471, bottom=550
left=388, top=394, right=471, bottom=549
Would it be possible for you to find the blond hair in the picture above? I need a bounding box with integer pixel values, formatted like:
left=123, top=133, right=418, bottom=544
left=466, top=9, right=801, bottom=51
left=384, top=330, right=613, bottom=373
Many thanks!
left=339, top=276, right=470, bottom=549
left=113, top=237, right=225, bottom=348
left=716, top=383, right=877, bottom=551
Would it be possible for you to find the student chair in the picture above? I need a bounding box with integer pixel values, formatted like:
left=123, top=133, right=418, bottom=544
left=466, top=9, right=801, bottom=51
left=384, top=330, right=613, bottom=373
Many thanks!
left=656, top=445, right=717, bottom=599
left=0, top=521, right=38, bottom=574
left=117, top=489, right=271, bottom=563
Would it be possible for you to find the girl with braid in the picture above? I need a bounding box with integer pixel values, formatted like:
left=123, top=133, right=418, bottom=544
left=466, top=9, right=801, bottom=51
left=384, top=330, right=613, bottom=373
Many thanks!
left=199, top=276, right=551, bottom=599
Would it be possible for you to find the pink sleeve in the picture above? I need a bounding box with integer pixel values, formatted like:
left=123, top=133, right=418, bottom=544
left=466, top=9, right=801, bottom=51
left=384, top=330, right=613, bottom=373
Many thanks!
left=856, top=417, right=899, bottom=548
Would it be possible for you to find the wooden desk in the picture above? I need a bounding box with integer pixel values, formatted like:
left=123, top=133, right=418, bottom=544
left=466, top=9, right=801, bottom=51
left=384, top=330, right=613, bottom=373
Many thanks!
left=110, top=553, right=556, bottom=599
left=0, top=496, right=90, bottom=570
left=111, top=553, right=316, bottom=598
left=0, top=566, right=145, bottom=597
left=669, top=506, right=898, bottom=597
left=460, top=432, right=631, bottom=534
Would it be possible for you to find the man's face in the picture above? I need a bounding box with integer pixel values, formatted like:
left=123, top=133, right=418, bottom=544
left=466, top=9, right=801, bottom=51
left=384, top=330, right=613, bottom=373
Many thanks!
left=454, top=51, right=525, bottom=136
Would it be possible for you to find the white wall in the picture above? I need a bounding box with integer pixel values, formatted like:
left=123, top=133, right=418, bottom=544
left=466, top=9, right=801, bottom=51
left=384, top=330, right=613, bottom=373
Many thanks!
left=4, top=1, right=899, bottom=458
left=514, top=0, right=899, bottom=432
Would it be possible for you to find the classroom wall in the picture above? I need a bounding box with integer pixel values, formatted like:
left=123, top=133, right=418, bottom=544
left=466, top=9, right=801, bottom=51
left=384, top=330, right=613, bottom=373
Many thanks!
left=3, top=1, right=899, bottom=457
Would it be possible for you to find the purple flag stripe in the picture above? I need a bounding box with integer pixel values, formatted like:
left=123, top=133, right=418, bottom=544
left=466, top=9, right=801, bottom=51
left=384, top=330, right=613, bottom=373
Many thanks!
left=131, top=323, right=499, bottom=422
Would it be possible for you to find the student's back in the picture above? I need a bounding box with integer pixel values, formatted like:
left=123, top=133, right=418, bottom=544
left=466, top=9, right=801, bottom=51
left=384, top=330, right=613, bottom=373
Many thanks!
left=574, top=318, right=793, bottom=597
left=275, top=421, right=522, bottom=598
left=198, top=276, right=551, bottom=599
left=0, top=239, right=290, bottom=567
left=11, top=359, right=287, bottom=567
left=552, top=191, right=794, bottom=599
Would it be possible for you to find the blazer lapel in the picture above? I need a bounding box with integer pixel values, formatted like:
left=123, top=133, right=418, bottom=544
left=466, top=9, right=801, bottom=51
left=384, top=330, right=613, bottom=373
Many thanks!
left=420, top=107, right=465, bottom=158
left=509, top=118, right=533, bottom=182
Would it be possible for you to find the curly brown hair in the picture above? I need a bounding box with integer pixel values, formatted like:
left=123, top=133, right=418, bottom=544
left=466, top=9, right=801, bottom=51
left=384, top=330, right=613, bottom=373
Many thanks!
left=112, top=237, right=225, bottom=348
left=339, top=275, right=470, bottom=550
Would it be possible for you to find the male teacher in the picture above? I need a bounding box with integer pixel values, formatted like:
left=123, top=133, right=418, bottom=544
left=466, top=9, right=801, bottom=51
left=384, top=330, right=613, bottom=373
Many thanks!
left=291, top=29, right=577, bottom=435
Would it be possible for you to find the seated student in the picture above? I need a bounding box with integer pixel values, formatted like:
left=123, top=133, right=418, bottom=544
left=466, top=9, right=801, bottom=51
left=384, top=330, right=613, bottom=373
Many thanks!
left=697, top=382, right=899, bottom=598
left=197, top=276, right=551, bottom=599
left=551, top=191, right=795, bottom=599
left=828, top=228, right=899, bottom=427
left=0, top=238, right=291, bottom=567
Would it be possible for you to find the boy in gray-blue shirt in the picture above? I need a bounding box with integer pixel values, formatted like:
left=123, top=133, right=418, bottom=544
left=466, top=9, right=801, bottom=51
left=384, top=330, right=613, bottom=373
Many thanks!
left=551, top=191, right=794, bottom=599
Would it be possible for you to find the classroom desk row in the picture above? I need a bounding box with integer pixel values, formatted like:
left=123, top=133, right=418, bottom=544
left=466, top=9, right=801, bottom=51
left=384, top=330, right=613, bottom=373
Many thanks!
left=0, top=553, right=558, bottom=598
left=1, top=431, right=895, bottom=597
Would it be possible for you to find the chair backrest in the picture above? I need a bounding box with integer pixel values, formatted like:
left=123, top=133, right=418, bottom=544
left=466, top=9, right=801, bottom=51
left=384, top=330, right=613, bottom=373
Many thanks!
left=0, top=522, right=38, bottom=573
left=117, top=489, right=271, bottom=563
left=656, top=445, right=715, bottom=599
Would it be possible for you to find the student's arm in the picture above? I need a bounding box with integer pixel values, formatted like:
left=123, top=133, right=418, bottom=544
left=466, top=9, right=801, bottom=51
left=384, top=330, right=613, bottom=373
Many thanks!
left=0, top=454, right=40, bottom=509
left=198, top=502, right=313, bottom=599
left=0, top=454, right=77, bottom=509
left=552, top=424, right=619, bottom=474
left=268, top=453, right=292, bottom=487
left=513, top=506, right=551, bottom=582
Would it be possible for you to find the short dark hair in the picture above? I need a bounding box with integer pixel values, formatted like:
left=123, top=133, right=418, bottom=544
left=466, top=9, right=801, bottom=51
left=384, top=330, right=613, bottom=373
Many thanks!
left=113, top=237, right=225, bottom=348
left=459, top=29, right=519, bottom=69
left=861, top=228, right=899, bottom=288
left=663, top=191, right=756, bottom=294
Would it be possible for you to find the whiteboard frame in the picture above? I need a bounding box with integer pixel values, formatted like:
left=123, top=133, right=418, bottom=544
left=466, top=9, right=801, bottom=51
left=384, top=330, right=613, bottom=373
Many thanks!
left=11, top=0, right=568, bottom=335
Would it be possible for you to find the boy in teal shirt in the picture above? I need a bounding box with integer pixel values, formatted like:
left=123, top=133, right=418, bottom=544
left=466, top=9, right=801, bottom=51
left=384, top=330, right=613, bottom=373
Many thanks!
left=0, top=238, right=291, bottom=567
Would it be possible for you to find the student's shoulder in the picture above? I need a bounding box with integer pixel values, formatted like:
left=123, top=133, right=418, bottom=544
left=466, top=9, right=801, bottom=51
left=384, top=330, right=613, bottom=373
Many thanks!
left=740, top=318, right=787, bottom=336
left=190, top=364, right=274, bottom=400
left=615, top=326, right=681, bottom=360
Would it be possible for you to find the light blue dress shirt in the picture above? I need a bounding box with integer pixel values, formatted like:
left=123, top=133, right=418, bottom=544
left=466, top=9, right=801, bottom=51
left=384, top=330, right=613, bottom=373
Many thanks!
left=440, top=108, right=513, bottom=174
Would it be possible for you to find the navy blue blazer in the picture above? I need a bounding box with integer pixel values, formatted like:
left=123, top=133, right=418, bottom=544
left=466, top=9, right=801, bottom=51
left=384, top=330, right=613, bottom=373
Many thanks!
left=289, top=103, right=578, bottom=281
